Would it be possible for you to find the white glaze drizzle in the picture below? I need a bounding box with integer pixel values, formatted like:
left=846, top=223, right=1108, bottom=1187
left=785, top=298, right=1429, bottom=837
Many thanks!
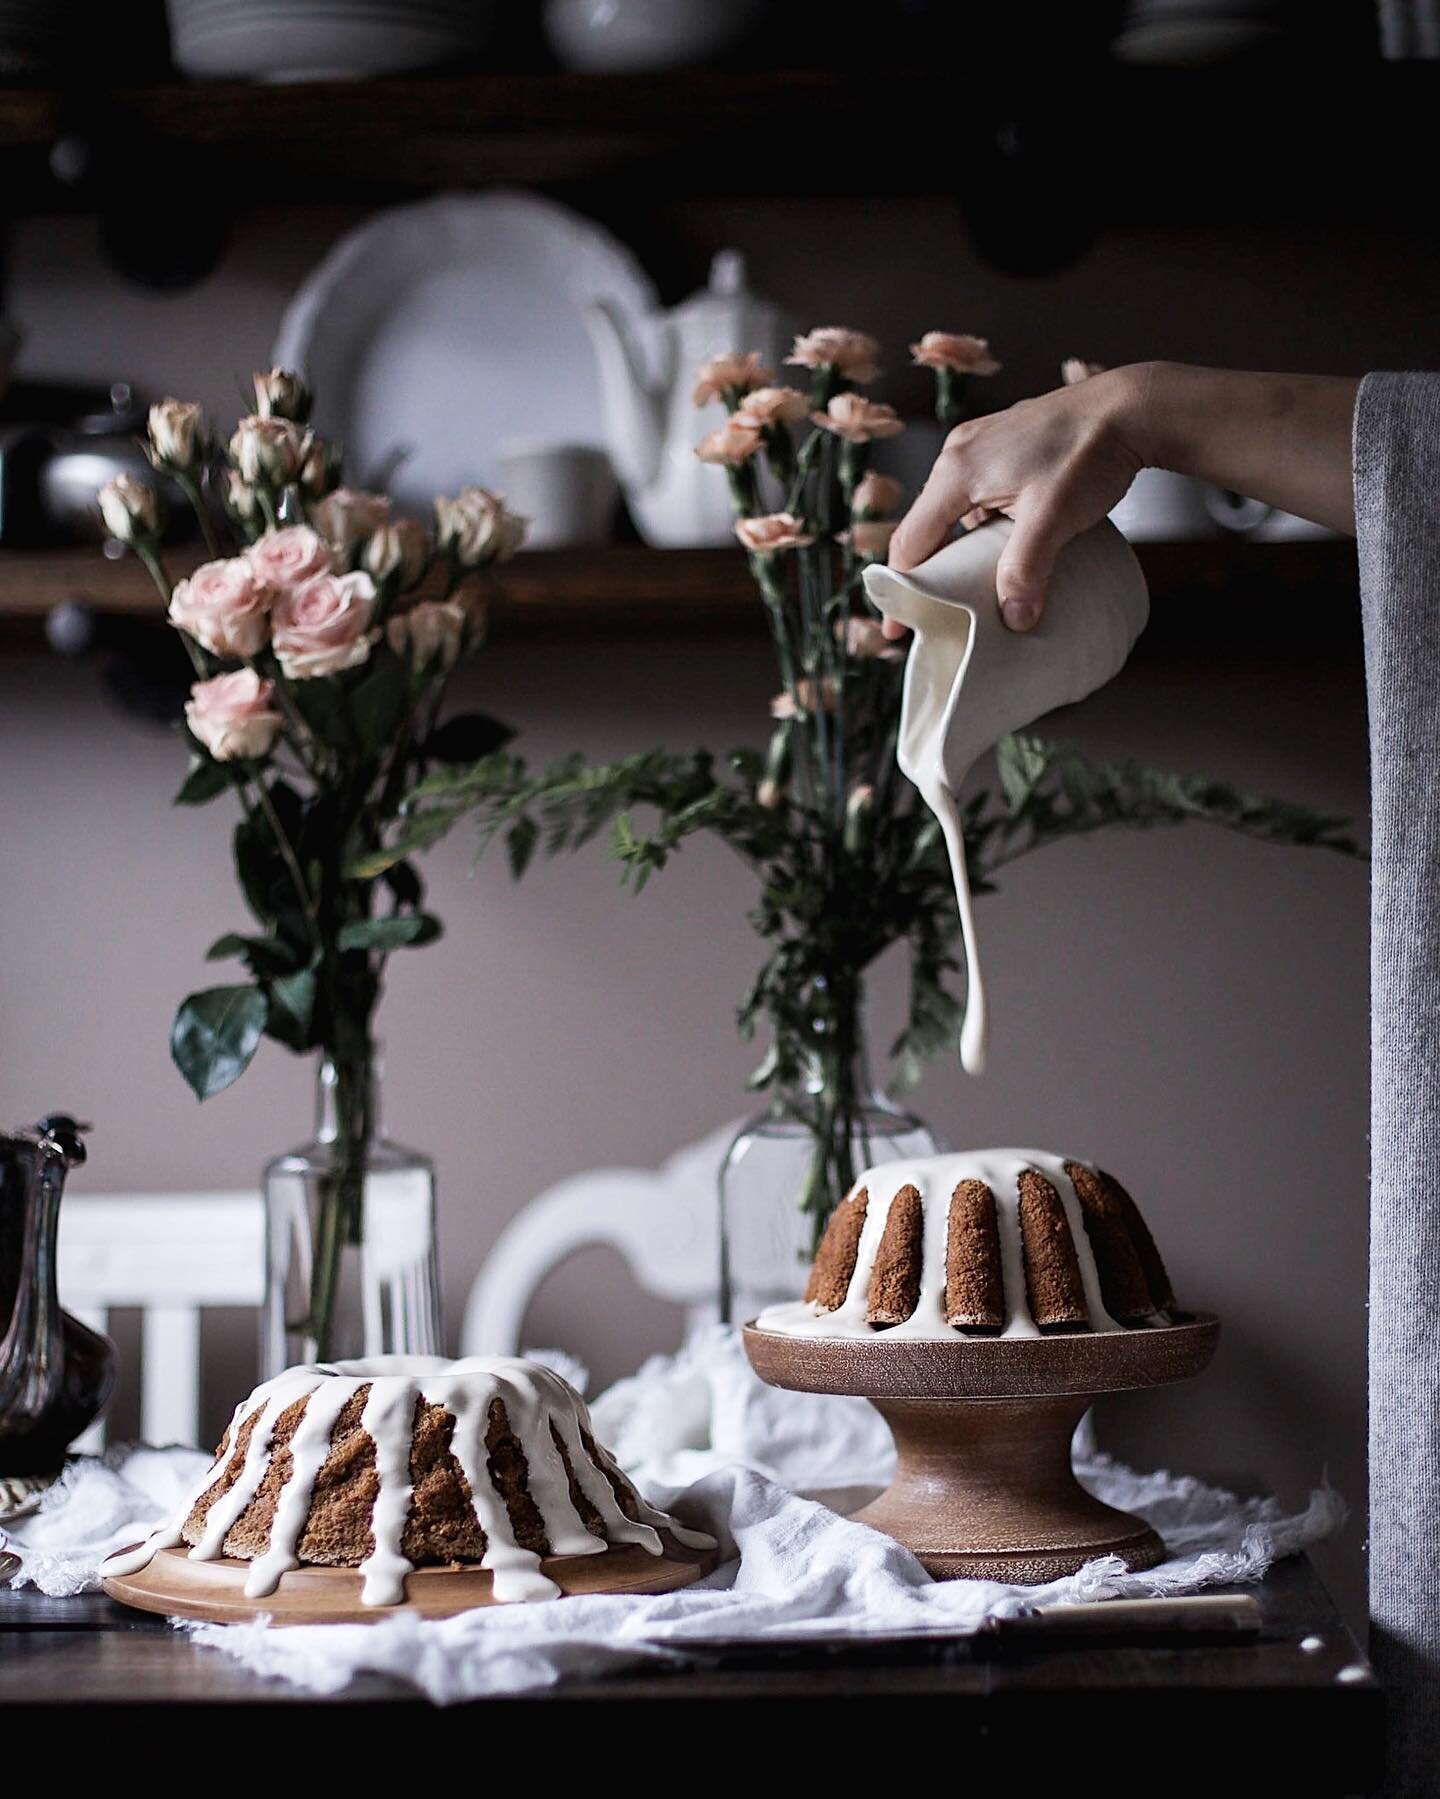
left=100, top=1354, right=715, bottom=1605
left=755, top=1148, right=1136, bottom=1341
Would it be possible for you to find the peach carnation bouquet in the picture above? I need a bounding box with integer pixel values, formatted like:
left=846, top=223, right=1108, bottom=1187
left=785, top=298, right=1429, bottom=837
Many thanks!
left=100, top=369, right=526, bottom=1355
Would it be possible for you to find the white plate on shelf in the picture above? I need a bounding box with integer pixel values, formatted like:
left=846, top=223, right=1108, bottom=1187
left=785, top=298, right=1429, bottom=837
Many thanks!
left=273, top=190, right=658, bottom=512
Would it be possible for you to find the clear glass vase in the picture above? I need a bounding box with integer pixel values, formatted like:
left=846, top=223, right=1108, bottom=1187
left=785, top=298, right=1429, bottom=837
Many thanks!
left=718, top=1005, right=941, bottom=1325
left=262, top=1056, right=442, bottom=1376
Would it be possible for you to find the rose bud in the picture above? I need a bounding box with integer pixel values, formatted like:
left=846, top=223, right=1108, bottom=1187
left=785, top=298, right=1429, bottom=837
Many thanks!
left=311, top=487, right=392, bottom=561
left=434, top=487, right=528, bottom=568
left=298, top=436, right=342, bottom=500
left=364, top=519, right=430, bottom=589
left=147, top=399, right=206, bottom=476
left=230, top=415, right=311, bottom=487
left=386, top=598, right=466, bottom=673
left=253, top=367, right=312, bottom=423
left=98, top=473, right=162, bottom=545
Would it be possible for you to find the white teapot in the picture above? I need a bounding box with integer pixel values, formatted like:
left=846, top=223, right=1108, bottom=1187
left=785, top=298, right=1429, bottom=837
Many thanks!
left=863, top=517, right=1149, bottom=1074
left=584, top=249, right=789, bottom=547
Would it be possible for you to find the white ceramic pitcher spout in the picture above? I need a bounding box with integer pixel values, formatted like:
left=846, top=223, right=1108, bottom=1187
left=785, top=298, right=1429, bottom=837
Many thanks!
left=863, top=517, right=1149, bottom=1075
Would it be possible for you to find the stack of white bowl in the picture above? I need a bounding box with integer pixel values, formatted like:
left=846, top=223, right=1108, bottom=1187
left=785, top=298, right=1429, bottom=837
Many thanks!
left=167, top=0, right=495, bottom=82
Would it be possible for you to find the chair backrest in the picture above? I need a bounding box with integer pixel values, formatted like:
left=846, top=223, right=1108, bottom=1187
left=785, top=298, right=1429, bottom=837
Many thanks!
left=460, top=1125, right=737, bottom=1358
left=58, top=1192, right=264, bottom=1450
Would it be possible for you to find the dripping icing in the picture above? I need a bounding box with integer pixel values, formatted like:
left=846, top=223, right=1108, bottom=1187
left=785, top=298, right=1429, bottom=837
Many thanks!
left=864, top=518, right=1149, bottom=1077
left=100, top=1354, right=714, bottom=1605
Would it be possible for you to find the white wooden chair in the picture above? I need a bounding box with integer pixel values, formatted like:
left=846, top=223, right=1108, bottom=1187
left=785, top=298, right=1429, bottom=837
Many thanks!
left=460, top=1125, right=738, bottom=1358
left=58, top=1192, right=265, bottom=1449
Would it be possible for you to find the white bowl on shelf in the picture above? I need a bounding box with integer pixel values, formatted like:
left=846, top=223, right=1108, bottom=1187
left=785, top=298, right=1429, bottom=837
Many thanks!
left=166, top=0, right=495, bottom=82
left=542, top=0, right=763, bottom=72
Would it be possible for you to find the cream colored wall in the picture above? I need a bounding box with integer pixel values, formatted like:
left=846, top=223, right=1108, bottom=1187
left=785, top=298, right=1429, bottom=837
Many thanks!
left=3, top=193, right=1419, bottom=1626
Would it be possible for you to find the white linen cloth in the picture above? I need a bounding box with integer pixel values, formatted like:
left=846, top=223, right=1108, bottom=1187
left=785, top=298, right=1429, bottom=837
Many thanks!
left=2, top=1327, right=1342, bottom=1701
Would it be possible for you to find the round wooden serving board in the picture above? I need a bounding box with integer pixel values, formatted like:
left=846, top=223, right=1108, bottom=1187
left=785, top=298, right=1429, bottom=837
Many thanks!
left=743, top=1314, right=1219, bottom=1584
left=102, top=1531, right=718, bottom=1625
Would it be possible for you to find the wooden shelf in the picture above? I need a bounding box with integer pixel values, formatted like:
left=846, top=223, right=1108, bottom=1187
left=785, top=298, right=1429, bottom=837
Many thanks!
left=0, top=65, right=1421, bottom=215
left=0, top=538, right=1359, bottom=642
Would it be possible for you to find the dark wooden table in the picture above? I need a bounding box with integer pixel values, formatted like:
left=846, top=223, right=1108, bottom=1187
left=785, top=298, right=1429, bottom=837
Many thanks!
left=0, top=1555, right=1381, bottom=1790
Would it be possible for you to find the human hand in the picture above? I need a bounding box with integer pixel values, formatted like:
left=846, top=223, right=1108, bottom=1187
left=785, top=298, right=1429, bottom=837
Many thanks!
left=886, top=364, right=1149, bottom=633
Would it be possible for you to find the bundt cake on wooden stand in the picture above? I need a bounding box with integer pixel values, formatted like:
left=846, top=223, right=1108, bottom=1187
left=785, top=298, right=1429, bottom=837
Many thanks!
left=742, top=1148, right=1219, bottom=1584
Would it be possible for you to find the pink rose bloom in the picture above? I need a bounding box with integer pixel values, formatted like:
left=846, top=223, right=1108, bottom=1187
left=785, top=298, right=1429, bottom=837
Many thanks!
left=271, top=570, right=379, bottom=679
left=1061, top=356, right=1105, bottom=385
left=185, top=669, right=282, bottom=763
left=851, top=471, right=904, bottom=517
left=838, top=614, right=905, bottom=662
left=692, top=351, right=774, bottom=408
left=811, top=394, right=905, bottom=444
left=735, top=386, right=810, bottom=429
left=247, top=526, right=333, bottom=595
left=168, top=556, right=271, bottom=660
left=310, top=487, right=392, bottom=558
left=734, top=512, right=815, bottom=552
left=839, top=519, right=898, bottom=561
left=787, top=328, right=881, bottom=383
left=695, top=419, right=765, bottom=465
left=387, top=599, right=466, bottom=672
left=910, top=332, right=1001, bottom=375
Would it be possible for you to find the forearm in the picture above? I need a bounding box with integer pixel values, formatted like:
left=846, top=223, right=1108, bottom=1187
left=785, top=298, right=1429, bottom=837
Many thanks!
left=1121, top=361, right=1359, bottom=535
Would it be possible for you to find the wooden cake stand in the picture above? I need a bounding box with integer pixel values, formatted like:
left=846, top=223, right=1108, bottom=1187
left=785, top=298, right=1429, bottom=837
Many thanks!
left=102, top=1530, right=718, bottom=1625
left=743, top=1314, right=1219, bottom=1584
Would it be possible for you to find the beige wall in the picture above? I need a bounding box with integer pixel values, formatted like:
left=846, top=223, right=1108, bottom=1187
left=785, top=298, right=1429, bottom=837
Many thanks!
left=3, top=193, right=1414, bottom=1627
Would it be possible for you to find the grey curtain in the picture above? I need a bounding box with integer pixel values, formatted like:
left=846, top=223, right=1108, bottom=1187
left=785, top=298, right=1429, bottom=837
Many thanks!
left=1356, top=371, right=1440, bottom=1793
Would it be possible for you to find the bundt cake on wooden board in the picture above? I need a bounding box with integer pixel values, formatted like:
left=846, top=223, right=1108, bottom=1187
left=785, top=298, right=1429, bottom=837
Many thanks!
left=102, top=1355, right=716, bottom=1622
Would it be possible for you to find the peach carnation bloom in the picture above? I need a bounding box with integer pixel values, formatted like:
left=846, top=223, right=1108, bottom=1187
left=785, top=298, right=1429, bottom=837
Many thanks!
left=185, top=669, right=282, bottom=762
left=1061, top=357, right=1106, bottom=385
left=771, top=677, right=838, bottom=719
left=851, top=471, right=904, bottom=517
left=837, top=614, right=905, bottom=662
left=910, top=332, right=1001, bottom=375
left=169, top=556, right=271, bottom=660
left=735, top=512, right=815, bottom=553
left=695, top=418, right=765, bottom=465
left=811, top=393, right=905, bottom=444
left=839, top=520, right=898, bottom=561
left=692, top=351, right=774, bottom=407
left=735, top=386, right=810, bottom=429
left=787, top=328, right=881, bottom=383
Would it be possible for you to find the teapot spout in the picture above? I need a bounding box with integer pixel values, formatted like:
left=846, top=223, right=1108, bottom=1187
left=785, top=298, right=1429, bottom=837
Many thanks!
left=583, top=298, right=665, bottom=492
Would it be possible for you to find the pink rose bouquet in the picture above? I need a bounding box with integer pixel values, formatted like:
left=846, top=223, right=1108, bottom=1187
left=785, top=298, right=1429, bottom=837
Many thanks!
left=99, top=366, right=530, bottom=1359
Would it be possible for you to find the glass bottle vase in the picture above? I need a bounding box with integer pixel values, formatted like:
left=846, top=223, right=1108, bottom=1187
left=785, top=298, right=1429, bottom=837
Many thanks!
left=262, top=1057, right=442, bottom=1377
left=718, top=1015, right=941, bottom=1325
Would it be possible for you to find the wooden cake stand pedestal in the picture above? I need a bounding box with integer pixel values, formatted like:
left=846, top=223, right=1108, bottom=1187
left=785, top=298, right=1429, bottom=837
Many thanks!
left=743, top=1314, right=1219, bottom=1585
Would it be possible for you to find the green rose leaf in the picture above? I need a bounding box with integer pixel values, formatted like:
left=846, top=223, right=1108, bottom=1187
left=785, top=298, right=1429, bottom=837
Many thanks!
left=264, top=965, right=318, bottom=1051
left=175, top=753, right=232, bottom=807
left=171, top=985, right=269, bottom=1101
left=424, top=713, right=516, bottom=764
left=336, top=913, right=443, bottom=952
left=203, top=931, right=304, bottom=978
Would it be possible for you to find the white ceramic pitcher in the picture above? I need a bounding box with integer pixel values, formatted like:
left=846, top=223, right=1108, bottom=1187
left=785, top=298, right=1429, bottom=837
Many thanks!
left=863, top=517, right=1150, bottom=1074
